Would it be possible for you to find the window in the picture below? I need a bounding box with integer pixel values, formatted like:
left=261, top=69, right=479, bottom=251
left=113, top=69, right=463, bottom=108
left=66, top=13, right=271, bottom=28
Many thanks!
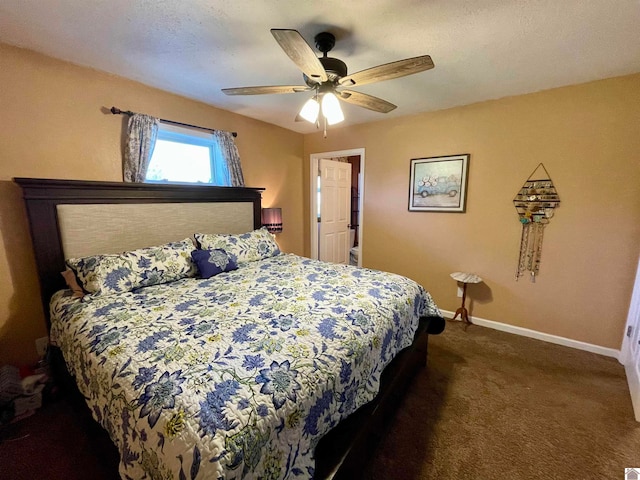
left=145, top=123, right=230, bottom=185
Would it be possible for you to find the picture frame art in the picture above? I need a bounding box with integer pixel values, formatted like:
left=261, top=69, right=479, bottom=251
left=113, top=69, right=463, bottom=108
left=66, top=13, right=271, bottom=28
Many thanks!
left=408, top=154, right=469, bottom=212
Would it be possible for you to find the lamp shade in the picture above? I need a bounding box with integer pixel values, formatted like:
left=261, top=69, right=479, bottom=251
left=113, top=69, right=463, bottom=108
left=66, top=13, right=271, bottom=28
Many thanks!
left=321, top=92, right=344, bottom=125
left=299, top=98, right=320, bottom=123
left=262, top=208, right=283, bottom=233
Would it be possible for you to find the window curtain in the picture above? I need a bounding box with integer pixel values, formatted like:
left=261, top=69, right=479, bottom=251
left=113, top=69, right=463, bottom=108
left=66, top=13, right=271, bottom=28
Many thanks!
left=214, top=130, right=245, bottom=187
left=123, top=114, right=160, bottom=183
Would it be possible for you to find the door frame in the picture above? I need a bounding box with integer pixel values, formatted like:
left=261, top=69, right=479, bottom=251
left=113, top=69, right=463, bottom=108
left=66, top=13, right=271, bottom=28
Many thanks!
left=621, top=255, right=640, bottom=421
left=310, top=148, right=365, bottom=266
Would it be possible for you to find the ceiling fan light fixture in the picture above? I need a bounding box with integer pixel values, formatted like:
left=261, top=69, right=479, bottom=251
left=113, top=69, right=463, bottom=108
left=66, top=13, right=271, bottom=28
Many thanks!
left=223, top=29, right=434, bottom=129
left=321, top=92, right=344, bottom=125
left=299, top=97, right=320, bottom=123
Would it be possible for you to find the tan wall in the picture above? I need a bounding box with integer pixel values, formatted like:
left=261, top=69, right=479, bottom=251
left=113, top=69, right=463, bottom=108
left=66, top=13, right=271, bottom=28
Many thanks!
left=2, top=41, right=638, bottom=364
left=0, top=43, right=304, bottom=366
left=304, top=73, right=640, bottom=350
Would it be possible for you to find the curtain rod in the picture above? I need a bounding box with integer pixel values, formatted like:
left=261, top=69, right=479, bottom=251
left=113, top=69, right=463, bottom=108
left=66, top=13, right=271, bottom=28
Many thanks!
left=110, top=107, right=237, bottom=137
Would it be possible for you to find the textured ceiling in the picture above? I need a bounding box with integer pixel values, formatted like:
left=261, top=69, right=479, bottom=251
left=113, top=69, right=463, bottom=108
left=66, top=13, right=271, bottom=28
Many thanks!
left=1, top=0, right=639, bottom=134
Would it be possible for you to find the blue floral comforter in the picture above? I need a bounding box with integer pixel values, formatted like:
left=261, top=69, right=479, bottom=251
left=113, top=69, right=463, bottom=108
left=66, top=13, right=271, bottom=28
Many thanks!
left=50, top=254, right=441, bottom=479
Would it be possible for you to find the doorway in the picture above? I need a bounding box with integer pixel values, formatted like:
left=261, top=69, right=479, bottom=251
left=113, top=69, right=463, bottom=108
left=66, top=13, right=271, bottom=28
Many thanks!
left=310, top=148, right=365, bottom=266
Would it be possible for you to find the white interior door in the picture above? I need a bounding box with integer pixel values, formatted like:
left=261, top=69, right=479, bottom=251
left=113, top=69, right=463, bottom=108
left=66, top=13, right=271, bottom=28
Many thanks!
left=319, top=158, right=351, bottom=264
left=622, top=256, right=640, bottom=422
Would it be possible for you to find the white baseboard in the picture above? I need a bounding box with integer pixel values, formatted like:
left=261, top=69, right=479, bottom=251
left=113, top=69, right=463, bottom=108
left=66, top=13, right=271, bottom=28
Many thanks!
left=440, top=309, right=620, bottom=360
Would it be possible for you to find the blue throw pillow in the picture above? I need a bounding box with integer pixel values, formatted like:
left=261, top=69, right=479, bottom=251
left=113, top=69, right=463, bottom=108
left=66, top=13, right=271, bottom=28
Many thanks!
left=191, top=249, right=238, bottom=279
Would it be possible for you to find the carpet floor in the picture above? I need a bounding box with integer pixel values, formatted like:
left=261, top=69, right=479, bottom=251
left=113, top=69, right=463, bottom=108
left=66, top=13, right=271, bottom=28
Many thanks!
left=367, top=321, right=640, bottom=479
left=1, top=320, right=638, bottom=479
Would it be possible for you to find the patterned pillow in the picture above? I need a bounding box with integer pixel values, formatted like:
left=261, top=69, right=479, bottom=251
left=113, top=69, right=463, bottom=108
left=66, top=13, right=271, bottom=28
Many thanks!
left=191, top=249, right=238, bottom=279
left=194, top=227, right=280, bottom=265
left=66, top=238, right=196, bottom=296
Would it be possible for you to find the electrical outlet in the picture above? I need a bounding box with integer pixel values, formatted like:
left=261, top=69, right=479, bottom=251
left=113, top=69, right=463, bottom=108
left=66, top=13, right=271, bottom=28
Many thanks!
left=457, top=286, right=463, bottom=298
left=35, top=336, right=49, bottom=357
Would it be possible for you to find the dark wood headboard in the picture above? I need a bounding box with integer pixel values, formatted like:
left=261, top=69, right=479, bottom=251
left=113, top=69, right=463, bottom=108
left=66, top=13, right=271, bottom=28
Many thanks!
left=14, top=178, right=264, bottom=328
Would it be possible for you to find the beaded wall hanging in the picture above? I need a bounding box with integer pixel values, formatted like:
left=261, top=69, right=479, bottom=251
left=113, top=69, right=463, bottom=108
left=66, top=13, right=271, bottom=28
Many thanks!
left=513, top=163, right=560, bottom=281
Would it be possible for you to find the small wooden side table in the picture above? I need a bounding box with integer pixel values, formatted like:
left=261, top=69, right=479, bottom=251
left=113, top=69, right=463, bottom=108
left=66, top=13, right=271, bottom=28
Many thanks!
left=450, top=272, right=483, bottom=325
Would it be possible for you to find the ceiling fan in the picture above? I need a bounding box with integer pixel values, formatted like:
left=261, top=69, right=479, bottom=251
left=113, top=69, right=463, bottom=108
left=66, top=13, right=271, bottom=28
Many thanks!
left=222, top=29, right=434, bottom=127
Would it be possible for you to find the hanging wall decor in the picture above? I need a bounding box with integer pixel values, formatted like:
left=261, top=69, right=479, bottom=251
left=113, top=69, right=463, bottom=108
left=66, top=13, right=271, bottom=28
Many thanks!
left=513, top=163, right=560, bottom=281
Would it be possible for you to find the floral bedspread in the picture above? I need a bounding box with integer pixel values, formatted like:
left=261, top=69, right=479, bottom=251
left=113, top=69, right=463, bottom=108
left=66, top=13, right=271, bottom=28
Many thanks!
left=50, top=254, right=441, bottom=479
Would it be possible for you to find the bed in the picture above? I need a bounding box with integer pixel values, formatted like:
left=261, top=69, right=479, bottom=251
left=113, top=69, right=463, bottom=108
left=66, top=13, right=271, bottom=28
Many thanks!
left=15, top=177, right=444, bottom=480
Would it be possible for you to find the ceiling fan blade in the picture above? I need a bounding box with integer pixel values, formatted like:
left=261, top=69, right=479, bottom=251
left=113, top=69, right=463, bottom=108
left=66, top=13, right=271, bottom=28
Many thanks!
left=338, top=90, right=397, bottom=113
left=222, top=85, right=310, bottom=95
left=338, top=55, right=434, bottom=87
left=271, top=29, right=328, bottom=83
